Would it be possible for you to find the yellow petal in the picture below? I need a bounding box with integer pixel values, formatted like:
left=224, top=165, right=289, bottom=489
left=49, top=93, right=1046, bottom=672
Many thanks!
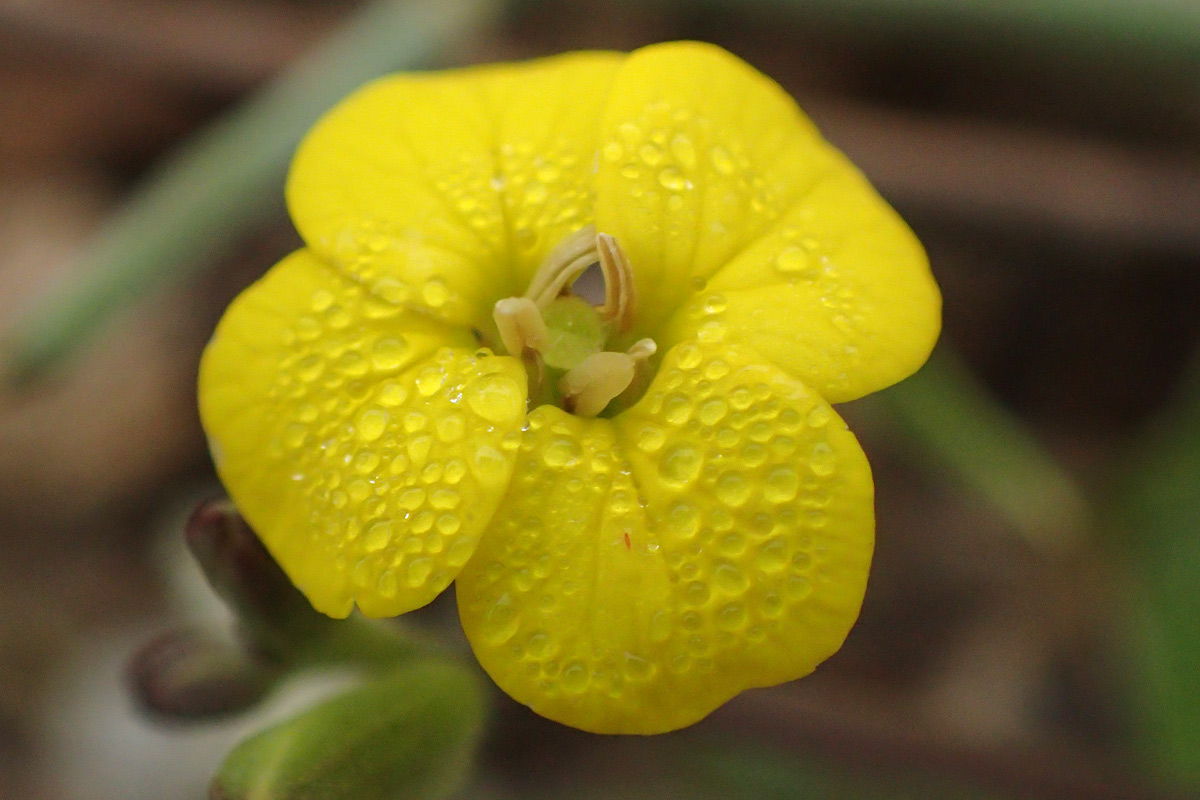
left=594, top=41, right=939, bottom=401
left=199, top=250, right=527, bottom=618
left=287, top=52, right=624, bottom=328
left=456, top=340, right=873, bottom=733
left=660, top=168, right=941, bottom=402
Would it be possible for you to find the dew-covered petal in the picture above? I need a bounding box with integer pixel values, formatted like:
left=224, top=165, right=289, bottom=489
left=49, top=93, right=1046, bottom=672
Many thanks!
left=199, top=250, right=528, bottom=618
left=456, top=340, right=873, bottom=734
left=287, top=52, right=623, bottom=328
left=593, top=41, right=831, bottom=328
left=659, top=169, right=940, bottom=403
left=594, top=41, right=939, bottom=401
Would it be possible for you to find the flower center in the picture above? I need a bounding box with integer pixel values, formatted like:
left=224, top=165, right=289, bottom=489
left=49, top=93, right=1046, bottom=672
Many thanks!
left=493, top=225, right=656, bottom=417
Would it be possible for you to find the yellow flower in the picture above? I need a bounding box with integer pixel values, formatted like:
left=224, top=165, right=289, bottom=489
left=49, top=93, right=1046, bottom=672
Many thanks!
left=199, top=42, right=940, bottom=734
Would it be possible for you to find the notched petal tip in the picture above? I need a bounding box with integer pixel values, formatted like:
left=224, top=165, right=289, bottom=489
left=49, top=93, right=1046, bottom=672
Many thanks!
left=458, top=340, right=874, bottom=734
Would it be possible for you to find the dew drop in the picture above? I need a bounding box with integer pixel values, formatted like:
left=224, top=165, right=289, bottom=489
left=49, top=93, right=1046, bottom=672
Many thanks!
left=660, top=444, right=703, bottom=486
left=697, top=319, right=726, bottom=343
left=310, top=289, right=335, bottom=312
left=636, top=425, right=666, bottom=453
left=356, top=409, right=388, bottom=442
left=638, top=142, right=663, bottom=166
left=444, top=459, right=467, bottom=484
left=543, top=437, right=581, bottom=468
left=756, top=539, right=789, bottom=573
left=775, top=246, right=813, bottom=276
left=785, top=574, right=812, bottom=601
left=810, top=442, right=836, bottom=476
left=623, top=652, right=656, bottom=681
left=378, top=381, right=408, bottom=407
left=561, top=661, right=589, bottom=693
left=406, top=557, right=433, bottom=587
left=670, top=133, right=697, bottom=169
left=709, top=145, right=736, bottom=175
left=667, top=502, right=700, bottom=540
left=371, top=337, right=409, bottom=370
left=715, top=472, right=751, bottom=507
left=465, top=373, right=524, bottom=423
left=436, top=413, right=465, bottom=443
left=697, top=398, right=728, bottom=426
left=704, top=359, right=730, bottom=380
left=364, top=521, right=393, bottom=553
left=663, top=393, right=692, bottom=425
left=806, top=405, right=832, bottom=428
left=481, top=594, right=519, bottom=644
left=764, top=467, right=799, bottom=503
left=713, top=562, right=749, bottom=594
left=430, top=489, right=459, bottom=510
left=676, top=344, right=702, bottom=370
left=422, top=280, right=449, bottom=308
left=398, top=488, right=425, bottom=511
left=471, top=444, right=508, bottom=485
left=407, top=435, right=433, bottom=466
left=415, top=368, right=446, bottom=397
left=296, top=355, right=323, bottom=382
left=353, top=450, right=380, bottom=474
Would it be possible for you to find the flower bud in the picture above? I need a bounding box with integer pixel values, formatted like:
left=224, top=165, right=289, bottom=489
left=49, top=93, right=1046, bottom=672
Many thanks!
left=129, top=629, right=279, bottom=720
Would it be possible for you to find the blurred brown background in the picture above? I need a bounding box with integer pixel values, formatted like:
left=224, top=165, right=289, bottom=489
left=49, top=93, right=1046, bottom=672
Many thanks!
left=3, top=1, right=1200, bottom=798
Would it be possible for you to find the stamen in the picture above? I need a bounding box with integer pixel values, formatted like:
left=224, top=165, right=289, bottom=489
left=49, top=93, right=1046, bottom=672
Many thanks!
left=626, top=338, right=657, bottom=361
left=558, top=339, right=657, bottom=418
left=493, top=297, right=549, bottom=357
left=522, top=225, right=638, bottom=333
left=596, top=233, right=635, bottom=332
left=558, top=352, right=637, bottom=417
left=525, top=225, right=599, bottom=308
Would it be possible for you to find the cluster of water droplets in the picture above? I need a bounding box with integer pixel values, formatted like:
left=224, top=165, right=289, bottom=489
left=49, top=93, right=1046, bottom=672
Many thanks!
left=496, top=137, right=593, bottom=263
left=458, top=405, right=662, bottom=711
left=457, top=333, right=857, bottom=722
left=264, top=276, right=526, bottom=612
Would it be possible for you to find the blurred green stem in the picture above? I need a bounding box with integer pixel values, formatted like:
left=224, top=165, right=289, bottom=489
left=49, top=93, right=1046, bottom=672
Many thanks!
left=869, top=347, right=1088, bottom=556
left=2, top=0, right=499, bottom=382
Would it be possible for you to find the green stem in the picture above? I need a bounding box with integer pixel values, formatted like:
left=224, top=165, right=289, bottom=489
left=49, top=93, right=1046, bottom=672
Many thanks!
left=866, top=347, right=1089, bottom=556
left=291, top=616, right=452, bottom=673
left=3, top=0, right=499, bottom=382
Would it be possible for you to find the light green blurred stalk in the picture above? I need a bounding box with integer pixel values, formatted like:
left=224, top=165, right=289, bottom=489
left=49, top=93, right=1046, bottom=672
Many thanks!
left=871, top=348, right=1089, bottom=555
left=2, top=0, right=499, bottom=381
left=1114, top=349, right=1200, bottom=789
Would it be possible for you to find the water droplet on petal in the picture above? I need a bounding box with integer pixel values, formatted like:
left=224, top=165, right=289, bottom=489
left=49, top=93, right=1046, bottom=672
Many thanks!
left=660, top=444, right=702, bottom=486
left=465, top=373, right=524, bottom=424
left=356, top=409, right=388, bottom=442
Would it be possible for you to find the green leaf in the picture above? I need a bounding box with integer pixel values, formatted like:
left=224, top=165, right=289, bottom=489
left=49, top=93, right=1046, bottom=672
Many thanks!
left=212, top=661, right=486, bottom=800
left=1113, top=353, right=1200, bottom=788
